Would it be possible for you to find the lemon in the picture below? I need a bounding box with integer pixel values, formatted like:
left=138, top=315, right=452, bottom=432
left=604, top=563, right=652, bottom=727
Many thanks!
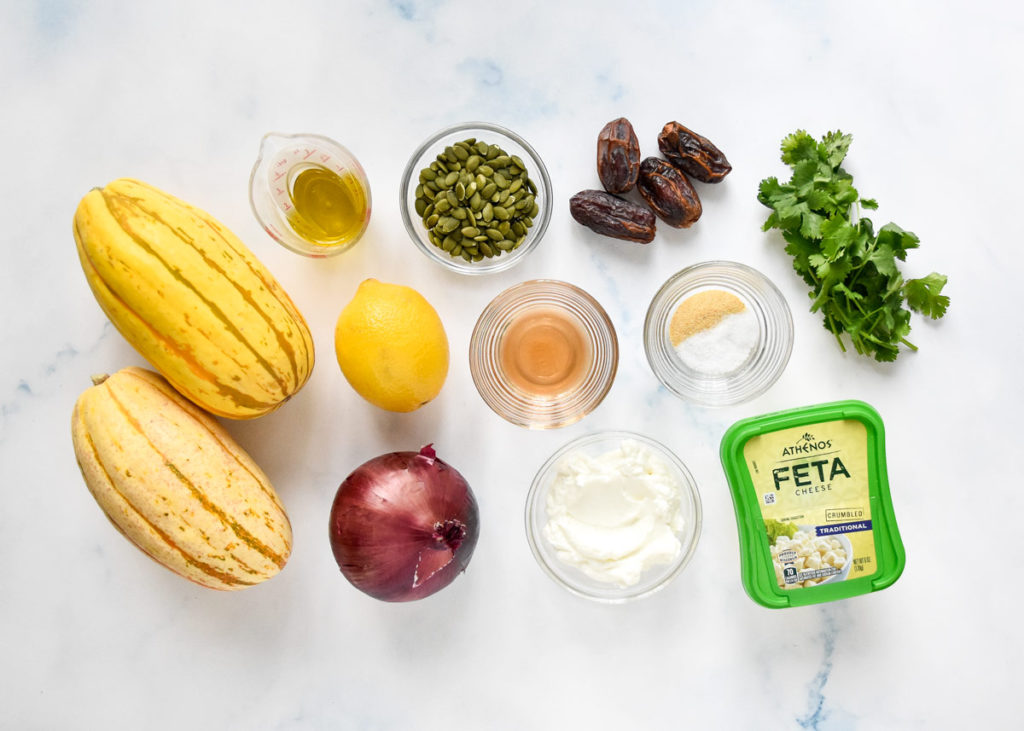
left=334, top=279, right=449, bottom=412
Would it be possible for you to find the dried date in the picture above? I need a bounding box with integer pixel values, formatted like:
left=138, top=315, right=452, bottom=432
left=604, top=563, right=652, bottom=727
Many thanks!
left=636, top=158, right=702, bottom=228
left=597, top=117, right=641, bottom=194
left=657, top=122, right=732, bottom=183
left=569, top=190, right=656, bottom=243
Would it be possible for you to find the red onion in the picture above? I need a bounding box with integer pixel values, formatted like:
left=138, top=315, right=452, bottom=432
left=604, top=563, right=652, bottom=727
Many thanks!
left=328, top=445, right=479, bottom=602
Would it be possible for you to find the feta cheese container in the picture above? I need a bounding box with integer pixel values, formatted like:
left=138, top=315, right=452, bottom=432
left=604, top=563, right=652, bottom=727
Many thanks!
left=720, top=400, right=905, bottom=608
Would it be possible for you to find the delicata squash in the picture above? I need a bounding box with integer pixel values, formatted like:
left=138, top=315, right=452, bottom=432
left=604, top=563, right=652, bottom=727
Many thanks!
left=73, top=178, right=314, bottom=419
left=71, top=367, right=292, bottom=590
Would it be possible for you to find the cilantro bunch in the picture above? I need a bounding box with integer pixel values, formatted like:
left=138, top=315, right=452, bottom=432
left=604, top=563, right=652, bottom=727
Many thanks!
left=758, top=130, right=949, bottom=362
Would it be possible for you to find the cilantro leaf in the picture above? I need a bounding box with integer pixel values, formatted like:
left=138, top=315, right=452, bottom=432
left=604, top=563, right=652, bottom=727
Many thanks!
left=820, top=131, right=852, bottom=167
left=781, top=130, right=818, bottom=166
left=758, top=129, right=949, bottom=360
left=904, top=273, right=950, bottom=319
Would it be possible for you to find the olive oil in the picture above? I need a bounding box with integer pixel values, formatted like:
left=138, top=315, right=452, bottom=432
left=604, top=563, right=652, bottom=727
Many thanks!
left=287, top=164, right=368, bottom=246
left=500, top=308, right=589, bottom=398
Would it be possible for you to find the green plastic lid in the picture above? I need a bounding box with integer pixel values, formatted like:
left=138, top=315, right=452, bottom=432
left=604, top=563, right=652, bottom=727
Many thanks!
left=720, top=400, right=905, bottom=608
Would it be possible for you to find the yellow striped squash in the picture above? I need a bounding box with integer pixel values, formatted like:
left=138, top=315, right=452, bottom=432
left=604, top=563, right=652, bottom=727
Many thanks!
left=71, top=367, right=292, bottom=590
left=73, top=178, right=314, bottom=419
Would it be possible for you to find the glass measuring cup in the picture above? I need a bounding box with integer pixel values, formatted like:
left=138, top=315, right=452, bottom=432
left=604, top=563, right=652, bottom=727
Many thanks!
left=249, top=132, right=372, bottom=257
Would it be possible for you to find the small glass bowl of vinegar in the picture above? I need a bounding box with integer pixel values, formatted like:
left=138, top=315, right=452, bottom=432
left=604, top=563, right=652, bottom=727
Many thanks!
left=469, top=280, right=618, bottom=429
left=249, top=132, right=372, bottom=258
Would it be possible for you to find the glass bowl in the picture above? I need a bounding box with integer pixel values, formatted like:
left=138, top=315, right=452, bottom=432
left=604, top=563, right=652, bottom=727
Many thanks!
left=399, top=121, right=552, bottom=275
left=525, top=431, right=702, bottom=603
left=644, top=260, right=793, bottom=406
left=469, top=280, right=617, bottom=429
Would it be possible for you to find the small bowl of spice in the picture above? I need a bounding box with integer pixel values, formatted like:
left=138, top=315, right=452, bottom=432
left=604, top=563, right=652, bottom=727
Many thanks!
left=469, top=280, right=617, bottom=429
left=400, top=122, right=552, bottom=274
left=526, top=431, right=702, bottom=603
left=644, top=260, right=794, bottom=406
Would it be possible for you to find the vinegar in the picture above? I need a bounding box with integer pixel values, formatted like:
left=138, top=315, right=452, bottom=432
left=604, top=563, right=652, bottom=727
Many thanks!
left=500, top=308, right=590, bottom=398
left=287, top=164, right=368, bottom=245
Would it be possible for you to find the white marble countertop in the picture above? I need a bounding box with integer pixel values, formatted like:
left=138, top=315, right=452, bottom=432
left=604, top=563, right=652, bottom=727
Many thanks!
left=3, top=1, right=1020, bottom=728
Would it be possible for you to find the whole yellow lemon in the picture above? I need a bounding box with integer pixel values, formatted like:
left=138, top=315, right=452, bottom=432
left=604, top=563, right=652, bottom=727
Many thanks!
left=334, top=279, right=449, bottom=412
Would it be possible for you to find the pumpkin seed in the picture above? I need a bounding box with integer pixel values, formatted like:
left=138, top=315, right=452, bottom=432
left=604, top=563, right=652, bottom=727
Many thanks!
left=415, top=136, right=539, bottom=261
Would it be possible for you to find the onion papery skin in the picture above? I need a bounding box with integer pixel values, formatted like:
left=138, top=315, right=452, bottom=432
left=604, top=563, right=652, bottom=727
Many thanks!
left=328, top=446, right=480, bottom=602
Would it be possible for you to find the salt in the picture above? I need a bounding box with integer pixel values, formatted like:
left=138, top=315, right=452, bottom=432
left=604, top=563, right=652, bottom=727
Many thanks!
left=674, top=309, right=759, bottom=375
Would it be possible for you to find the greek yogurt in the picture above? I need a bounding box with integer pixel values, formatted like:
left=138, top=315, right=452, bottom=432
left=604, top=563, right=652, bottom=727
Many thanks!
left=542, top=439, right=685, bottom=587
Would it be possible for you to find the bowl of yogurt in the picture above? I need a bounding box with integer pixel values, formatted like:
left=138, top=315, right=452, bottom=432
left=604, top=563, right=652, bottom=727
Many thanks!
left=525, top=431, right=702, bottom=602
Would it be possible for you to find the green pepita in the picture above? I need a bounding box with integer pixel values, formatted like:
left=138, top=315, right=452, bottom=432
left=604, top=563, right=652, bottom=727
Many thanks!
left=415, top=136, right=540, bottom=262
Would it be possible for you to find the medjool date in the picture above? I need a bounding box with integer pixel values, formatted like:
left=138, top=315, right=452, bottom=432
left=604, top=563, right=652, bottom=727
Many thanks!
left=637, top=158, right=702, bottom=228
left=569, top=190, right=656, bottom=243
left=597, top=117, right=641, bottom=193
left=658, top=122, right=732, bottom=183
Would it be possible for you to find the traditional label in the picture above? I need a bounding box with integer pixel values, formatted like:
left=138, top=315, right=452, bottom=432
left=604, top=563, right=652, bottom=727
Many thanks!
left=742, top=419, right=877, bottom=591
